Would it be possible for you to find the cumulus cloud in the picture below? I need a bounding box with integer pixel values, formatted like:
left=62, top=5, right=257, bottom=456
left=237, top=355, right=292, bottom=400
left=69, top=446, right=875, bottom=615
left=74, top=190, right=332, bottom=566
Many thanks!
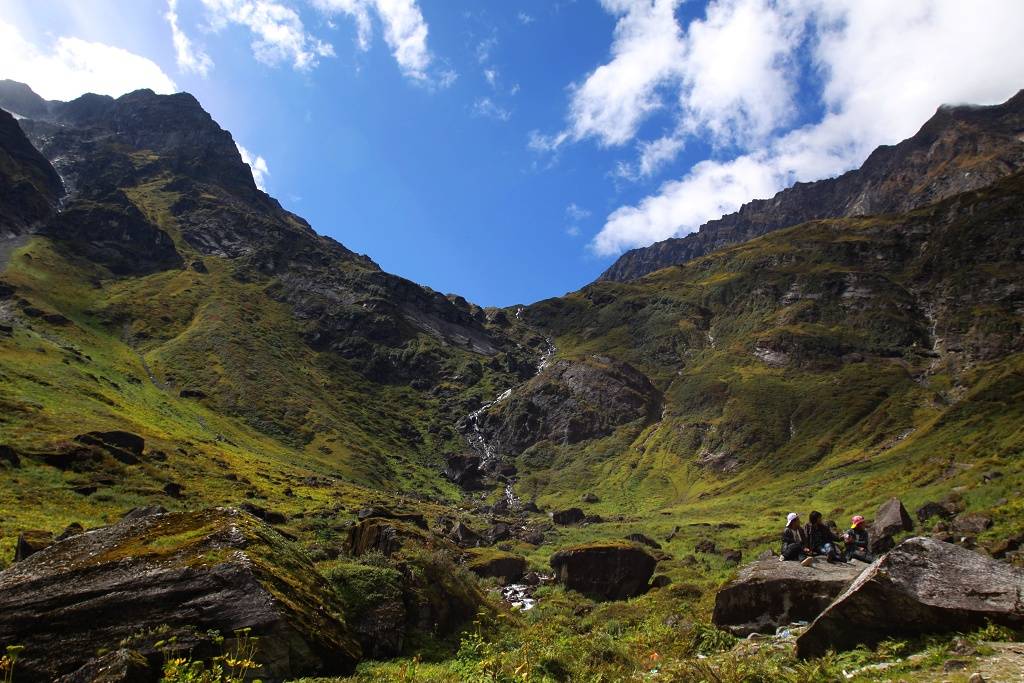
left=0, top=19, right=177, bottom=101
left=568, top=0, right=1024, bottom=256
left=236, top=142, right=270, bottom=190
left=564, top=0, right=686, bottom=147
left=678, top=0, right=801, bottom=146
left=314, top=0, right=437, bottom=82
left=166, top=0, right=214, bottom=76
left=200, top=0, right=334, bottom=71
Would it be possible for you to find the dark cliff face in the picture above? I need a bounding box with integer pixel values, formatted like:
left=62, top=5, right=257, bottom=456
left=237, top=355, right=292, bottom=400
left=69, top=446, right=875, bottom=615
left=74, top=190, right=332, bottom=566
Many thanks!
left=0, top=108, right=63, bottom=236
left=599, top=90, right=1024, bottom=283
left=473, top=355, right=661, bottom=458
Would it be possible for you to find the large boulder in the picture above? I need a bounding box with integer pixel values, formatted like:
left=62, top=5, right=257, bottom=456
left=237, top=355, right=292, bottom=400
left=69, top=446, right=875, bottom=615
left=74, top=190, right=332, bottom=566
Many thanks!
left=796, top=537, right=1024, bottom=658
left=465, top=548, right=528, bottom=583
left=0, top=507, right=361, bottom=682
left=551, top=507, right=585, bottom=525
left=712, top=557, right=866, bottom=636
left=347, top=516, right=434, bottom=557
left=442, top=453, right=488, bottom=489
left=871, top=497, right=914, bottom=539
left=53, top=649, right=153, bottom=683
left=550, top=542, right=657, bottom=600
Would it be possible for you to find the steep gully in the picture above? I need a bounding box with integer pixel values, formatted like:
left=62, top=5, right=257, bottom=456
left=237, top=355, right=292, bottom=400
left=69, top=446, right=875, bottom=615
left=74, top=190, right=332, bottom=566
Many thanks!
left=458, top=310, right=556, bottom=611
left=460, top=309, right=555, bottom=512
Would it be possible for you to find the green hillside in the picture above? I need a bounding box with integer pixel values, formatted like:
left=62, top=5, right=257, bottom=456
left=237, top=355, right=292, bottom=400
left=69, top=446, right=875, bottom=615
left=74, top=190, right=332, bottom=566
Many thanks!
left=1, top=84, right=1022, bottom=682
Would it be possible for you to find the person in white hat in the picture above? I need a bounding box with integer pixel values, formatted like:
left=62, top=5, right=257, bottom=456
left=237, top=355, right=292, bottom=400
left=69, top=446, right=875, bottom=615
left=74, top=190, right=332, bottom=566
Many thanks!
left=781, top=512, right=814, bottom=566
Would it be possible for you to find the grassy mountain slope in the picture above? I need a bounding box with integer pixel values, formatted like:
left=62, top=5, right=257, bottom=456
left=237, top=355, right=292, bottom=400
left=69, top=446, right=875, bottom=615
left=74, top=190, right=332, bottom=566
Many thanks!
left=512, top=170, right=1024, bottom=544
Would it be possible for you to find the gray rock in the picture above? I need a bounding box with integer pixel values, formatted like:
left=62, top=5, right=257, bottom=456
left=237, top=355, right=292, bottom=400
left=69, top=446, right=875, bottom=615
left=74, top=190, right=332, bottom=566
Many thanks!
left=624, top=533, right=662, bottom=550
left=951, top=513, right=993, bottom=535
left=712, top=557, right=866, bottom=636
left=872, top=497, right=914, bottom=538
left=0, top=507, right=361, bottom=682
left=796, top=537, right=1024, bottom=658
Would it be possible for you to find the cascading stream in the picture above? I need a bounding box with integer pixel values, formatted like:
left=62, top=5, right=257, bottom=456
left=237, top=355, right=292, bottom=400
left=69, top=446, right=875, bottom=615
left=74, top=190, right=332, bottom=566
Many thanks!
left=459, top=335, right=556, bottom=511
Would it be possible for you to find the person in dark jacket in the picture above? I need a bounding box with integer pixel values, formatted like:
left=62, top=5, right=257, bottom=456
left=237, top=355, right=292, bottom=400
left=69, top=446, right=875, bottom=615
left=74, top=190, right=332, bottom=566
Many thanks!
left=843, top=515, right=874, bottom=563
left=804, top=511, right=841, bottom=562
left=781, top=512, right=814, bottom=565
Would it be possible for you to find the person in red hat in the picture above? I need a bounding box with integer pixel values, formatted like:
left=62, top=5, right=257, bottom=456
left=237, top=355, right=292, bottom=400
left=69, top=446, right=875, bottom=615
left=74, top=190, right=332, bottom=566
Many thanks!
left=842, top=515, right=873, bottom=563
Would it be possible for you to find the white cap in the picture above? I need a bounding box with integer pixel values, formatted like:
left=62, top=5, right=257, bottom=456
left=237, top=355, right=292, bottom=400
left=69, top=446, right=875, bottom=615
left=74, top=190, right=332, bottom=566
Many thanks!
left=786, top=512, right=799, bottom=525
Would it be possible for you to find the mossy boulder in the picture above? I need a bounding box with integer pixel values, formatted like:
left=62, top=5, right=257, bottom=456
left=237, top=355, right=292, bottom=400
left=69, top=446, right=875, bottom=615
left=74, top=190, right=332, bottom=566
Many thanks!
left=550, top=541, right=657, bottom=601
left=465, top=548, right=528, bottom=583
left=0, top=507, right=361, bottom=682
left=347, top=516, right=439, bottom=557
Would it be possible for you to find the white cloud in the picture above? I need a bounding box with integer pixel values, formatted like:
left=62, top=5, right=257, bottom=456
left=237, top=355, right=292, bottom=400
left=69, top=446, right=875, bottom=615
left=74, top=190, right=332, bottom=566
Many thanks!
left=472, top=97, right=511, bottom=122
left=579, top=0, right=1024, bottom=256
left=200, top=0, right=334, bottom=71
left=615, top=131, right=686, bottom=180
left=166, top=0, right=214, bottom=76
left=678, top=0, right=802, bottom=146
left=0, top=19, right=177, bottom=101
left=563, top=0, right=686, bottom=147
left=236, top=142, right=270, bottom=190
left=314, top=0, right=437, bottom=81
left=518, top=12, right=535, bottom=25
left=596, top=154, right=779, bottom=254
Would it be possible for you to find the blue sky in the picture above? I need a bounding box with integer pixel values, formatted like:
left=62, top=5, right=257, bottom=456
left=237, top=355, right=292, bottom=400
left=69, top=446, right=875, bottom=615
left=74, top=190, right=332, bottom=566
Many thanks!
left=2, top=1, right=1023, bottom=306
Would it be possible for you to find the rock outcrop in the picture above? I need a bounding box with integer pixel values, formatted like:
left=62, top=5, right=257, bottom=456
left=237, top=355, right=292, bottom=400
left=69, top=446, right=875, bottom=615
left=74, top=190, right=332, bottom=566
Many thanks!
left=550, top=542, right=657, bottom=600
left=796, top=537, right=1024, bottom=658
left=347, top=516, right=435, bottom=557
left=0, top=108, right=62, bottom=235
left=0, top=507, right=361, bottom=682
left=473, top=355, right=661, bottom=456
left=712, top=557, right=867, bottom=636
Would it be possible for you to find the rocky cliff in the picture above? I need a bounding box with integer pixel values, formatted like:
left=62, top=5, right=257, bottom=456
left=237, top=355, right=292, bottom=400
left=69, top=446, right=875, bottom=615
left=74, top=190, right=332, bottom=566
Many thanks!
left=599, top=90, right=1024, bottom=283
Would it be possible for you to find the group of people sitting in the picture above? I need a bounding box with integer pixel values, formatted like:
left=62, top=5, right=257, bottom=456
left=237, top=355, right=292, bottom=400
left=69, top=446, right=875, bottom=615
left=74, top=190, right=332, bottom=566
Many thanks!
left=781, top=511, right=874, bottom=566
